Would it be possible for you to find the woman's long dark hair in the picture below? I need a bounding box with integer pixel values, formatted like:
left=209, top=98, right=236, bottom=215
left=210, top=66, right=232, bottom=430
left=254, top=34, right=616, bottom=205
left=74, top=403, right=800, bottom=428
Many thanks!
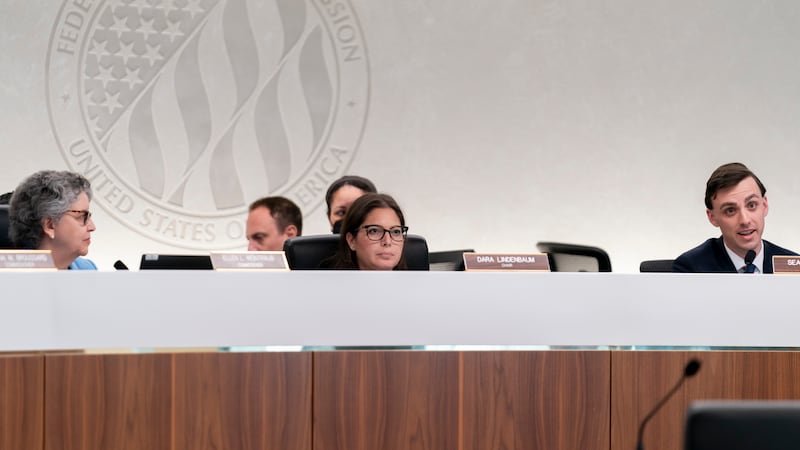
left=330, top=193, right=407, bottom=270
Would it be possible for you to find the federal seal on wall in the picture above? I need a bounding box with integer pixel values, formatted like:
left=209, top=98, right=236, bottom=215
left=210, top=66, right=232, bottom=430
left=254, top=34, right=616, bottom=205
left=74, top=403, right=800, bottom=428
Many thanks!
left=46, top=0, right=370, bottom=249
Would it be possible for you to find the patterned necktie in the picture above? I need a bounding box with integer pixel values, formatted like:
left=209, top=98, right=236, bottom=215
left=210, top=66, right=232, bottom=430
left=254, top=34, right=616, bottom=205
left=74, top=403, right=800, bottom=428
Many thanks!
left=744, top=263, right=756, bottom=273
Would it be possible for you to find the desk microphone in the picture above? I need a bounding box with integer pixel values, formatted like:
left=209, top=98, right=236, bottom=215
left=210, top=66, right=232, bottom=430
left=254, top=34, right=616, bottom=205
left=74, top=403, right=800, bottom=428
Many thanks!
left=745, top=249, right=756, bottom=266
left=113, top=260, right=129, bottom=270
left=636, top=359, right=701, bottom=450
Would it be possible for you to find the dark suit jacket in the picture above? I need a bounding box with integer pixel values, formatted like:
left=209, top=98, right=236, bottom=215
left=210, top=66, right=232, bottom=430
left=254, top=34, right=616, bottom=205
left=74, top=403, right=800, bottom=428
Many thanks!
left=673, top=237, right=798, bottom=273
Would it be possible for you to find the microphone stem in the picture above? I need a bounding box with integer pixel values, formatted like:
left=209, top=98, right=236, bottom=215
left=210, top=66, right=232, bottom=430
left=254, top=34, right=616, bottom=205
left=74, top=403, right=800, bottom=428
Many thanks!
left=636, top=376, right=686, bottom=450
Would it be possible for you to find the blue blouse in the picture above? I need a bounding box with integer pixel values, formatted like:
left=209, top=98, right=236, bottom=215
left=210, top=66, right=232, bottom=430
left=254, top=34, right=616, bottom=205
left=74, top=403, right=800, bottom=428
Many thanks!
left=68, top=257, right=97, bottom=270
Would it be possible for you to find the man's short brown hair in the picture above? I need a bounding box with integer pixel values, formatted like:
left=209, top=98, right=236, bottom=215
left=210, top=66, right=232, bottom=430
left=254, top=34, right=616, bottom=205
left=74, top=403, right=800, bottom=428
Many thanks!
left=705, top=162, right=766, bottom=210
left=248, top=196, right=303, bottom=235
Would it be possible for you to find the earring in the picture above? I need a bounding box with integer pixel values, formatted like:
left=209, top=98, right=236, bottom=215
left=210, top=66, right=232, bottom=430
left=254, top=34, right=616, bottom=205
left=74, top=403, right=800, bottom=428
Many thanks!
left=48, top=232, right=54, bottom=239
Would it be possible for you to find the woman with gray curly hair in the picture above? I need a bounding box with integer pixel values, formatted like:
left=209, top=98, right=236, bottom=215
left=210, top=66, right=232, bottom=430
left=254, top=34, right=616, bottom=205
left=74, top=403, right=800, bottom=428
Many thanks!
left=9, top=170, right=97, bottom=270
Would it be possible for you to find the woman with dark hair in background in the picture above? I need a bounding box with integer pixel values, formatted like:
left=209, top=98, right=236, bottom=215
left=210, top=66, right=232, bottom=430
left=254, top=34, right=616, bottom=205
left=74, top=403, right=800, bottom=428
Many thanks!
left=329, top=193, right=408, bottom=270
left=324, top=175, right=376, bottom=232
left=9, top=170, right=97, bottom=270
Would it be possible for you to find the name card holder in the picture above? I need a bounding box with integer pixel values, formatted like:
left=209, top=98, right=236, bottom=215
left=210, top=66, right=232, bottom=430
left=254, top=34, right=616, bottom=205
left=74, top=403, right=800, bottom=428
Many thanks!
left=772, top=255, right=800, bottom=274
left=210, top=251, right=289, bottom=271
left=0, top=250, right=57, bottom=271
left=463, top=252, right=550, bottom=272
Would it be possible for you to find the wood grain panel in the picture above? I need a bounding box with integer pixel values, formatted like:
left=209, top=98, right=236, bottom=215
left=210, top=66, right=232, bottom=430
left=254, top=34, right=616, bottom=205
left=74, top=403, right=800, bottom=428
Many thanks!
left=45, top=353, right=172, bottom=450
left=0, top=354, right=43, bottom=450
left=611, top=351, right=800, bottom=450
left=461, top=351, right=610, bottom=450
left=314, top=351, right=459, bottom=450
left=173, top=352, right=311, bottom=450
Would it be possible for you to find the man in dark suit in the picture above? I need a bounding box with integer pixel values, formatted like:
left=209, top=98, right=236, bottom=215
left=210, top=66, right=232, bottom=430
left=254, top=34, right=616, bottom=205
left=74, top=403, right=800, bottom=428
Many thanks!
left=673, top=162, right=798, bottom=273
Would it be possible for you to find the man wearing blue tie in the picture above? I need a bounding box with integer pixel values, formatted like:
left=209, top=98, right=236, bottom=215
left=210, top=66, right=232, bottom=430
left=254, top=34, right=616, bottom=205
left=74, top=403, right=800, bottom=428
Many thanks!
left=673, top=162, right=798, bottom=273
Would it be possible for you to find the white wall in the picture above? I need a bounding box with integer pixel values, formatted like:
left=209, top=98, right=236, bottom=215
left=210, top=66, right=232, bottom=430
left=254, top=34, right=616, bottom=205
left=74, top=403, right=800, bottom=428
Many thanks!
left=2, top=0, right=800, bottom=272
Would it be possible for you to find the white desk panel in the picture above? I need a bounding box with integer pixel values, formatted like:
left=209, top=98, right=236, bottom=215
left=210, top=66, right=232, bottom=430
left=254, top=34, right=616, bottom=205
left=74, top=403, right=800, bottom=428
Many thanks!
left=0, top=271, right=796, bottom=350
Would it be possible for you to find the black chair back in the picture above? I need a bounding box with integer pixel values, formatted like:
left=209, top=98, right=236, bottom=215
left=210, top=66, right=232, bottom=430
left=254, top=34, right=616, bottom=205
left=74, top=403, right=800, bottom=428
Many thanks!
left=284, top=234, right=429, bottom=270
left=640, top=259, right=675, bottom=273
left=685, top=400, right=800, bottom=450
left=429, top=249, right=474, bottom=271
left=283, top=234, right=339, bottom=270
left=0, top=205, right=13, bottom=249
left=536, top=241, right=612, bottom=272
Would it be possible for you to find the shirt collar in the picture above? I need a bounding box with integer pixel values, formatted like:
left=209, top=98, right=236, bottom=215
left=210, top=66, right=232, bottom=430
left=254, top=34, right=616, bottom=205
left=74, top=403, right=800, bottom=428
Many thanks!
left=723, top=240, right=764, bottom=274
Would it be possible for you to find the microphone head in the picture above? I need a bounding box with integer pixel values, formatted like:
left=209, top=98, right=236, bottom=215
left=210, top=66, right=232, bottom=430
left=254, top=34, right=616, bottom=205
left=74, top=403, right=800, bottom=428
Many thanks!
left=684, top=359, right=701, bottom=377
left=332, top=220, right=342, bottom=234
left=113, top=260, right=129, bottom=270
left=745, top=249, right=756, bottom=265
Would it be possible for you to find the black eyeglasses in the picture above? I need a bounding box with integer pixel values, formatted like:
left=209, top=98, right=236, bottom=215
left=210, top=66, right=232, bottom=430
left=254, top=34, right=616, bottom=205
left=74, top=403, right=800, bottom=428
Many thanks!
left=65, top=209, right=92, bottom=226
left=360, top=225, right=408, bottom=242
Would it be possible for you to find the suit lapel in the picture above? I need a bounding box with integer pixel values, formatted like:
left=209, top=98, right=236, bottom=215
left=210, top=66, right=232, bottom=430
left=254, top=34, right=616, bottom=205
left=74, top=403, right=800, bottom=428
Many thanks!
left=763, top=241, right=774, bottom=273
left=712, top=237, right=738, bottom=272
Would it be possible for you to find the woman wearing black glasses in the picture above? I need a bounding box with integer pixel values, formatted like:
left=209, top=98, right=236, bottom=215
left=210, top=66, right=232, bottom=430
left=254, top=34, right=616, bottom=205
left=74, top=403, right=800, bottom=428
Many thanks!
left=328, top=193, right=408, bottom=270
left=8, top=170, right=97, bottom=270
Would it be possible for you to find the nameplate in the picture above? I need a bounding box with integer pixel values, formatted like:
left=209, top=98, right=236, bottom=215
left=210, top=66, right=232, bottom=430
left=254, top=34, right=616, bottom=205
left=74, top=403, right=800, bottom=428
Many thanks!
left=772, top=255, right=800, bottom=274
left=210, top=252, right=289, bottom=271
left=0, top=250, right=57, bottom=270
left=463, top=253, right=550, bottom=272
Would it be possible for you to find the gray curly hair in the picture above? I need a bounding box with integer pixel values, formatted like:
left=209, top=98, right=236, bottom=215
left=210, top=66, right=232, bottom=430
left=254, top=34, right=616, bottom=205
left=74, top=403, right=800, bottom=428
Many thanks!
left=9, top=170, right=93, bottom=249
